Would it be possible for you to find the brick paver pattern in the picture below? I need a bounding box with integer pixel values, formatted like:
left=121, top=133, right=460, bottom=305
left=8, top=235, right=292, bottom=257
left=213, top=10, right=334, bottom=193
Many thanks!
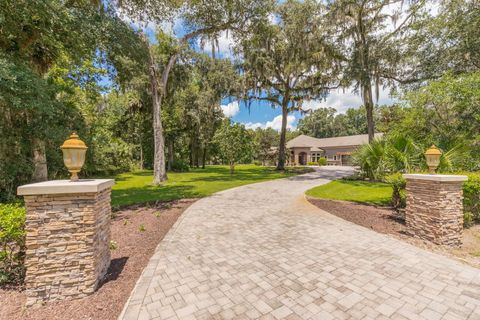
left=120, top=167, right=480, bottom=320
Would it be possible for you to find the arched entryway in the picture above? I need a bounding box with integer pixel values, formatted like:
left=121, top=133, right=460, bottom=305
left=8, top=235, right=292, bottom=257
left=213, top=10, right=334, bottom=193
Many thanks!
left=298, top=152, right=307, bottom=165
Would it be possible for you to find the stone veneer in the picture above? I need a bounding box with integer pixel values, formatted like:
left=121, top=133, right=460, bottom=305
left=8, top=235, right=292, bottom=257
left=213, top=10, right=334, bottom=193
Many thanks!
left=404, top=174, right=467, bottom=247
left=18, top=179, right=114, bottom=307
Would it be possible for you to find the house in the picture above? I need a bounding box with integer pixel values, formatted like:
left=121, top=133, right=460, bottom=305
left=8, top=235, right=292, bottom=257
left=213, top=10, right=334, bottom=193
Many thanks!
left=286, top=133, right=383, bottom=166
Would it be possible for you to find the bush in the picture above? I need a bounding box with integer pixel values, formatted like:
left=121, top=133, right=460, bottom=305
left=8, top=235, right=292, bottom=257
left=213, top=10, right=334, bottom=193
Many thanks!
left=318, top=157, right=327, bottom=166
left=463, top=172, right=480, bottom=225
left=170, top=160, right=190, bottom=172
left=0, top=204, right=26, bottom=285
left=253, top=160, right=262, bottom=166
left=384, top=173, right=406, bottom=209
left=307, top=161, right=318, bottom=166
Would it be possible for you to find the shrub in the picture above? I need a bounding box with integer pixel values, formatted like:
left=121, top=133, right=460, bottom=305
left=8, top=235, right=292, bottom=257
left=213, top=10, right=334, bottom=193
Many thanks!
left=384, top=173, right=406, bottom=209
left=253, top=160, right=262, bottom=166
left=0, top=204, right=26, bottom=285
left=307, top=161, right=318, bottom=166
left=463, top=172, right=480, bottom=224
left=170, top=160, right=190, bottom=172
left=318, top=157, right=327, bottom=166
left=464, top=212, right=474, bottom=228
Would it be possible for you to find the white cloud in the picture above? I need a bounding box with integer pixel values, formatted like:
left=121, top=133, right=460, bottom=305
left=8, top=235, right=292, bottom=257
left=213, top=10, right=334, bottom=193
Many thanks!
left=221, top=101, right=240, bottom=117
left=243, top=115, right=296, bottom=131
left=244, top=122, right=264, bottom=130
left=301, top=87, right=396, bottom=114
left=198, top=30, right=236, bottom=58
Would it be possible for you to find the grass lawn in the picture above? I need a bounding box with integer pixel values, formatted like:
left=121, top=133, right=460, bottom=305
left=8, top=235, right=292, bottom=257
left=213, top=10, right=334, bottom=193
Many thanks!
left=306, top=180, right=393, bottom=206
left=110, top=165, right=311, bottom=207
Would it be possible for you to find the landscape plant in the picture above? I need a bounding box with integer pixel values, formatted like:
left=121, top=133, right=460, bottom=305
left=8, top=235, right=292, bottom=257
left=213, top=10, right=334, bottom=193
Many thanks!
left=0, top=204, right=26, bottom=285
left=213, top=121, right=255, bottom=174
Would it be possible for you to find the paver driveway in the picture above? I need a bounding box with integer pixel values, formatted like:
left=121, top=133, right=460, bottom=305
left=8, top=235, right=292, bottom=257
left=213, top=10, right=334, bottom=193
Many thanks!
left=120, top=167, right=480, bottom=320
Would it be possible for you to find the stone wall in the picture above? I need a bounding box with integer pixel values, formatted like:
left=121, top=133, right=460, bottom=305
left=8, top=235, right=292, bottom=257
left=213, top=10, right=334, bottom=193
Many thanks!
left=22, top=187, right=112, bottom=307
left=404, top=175, right=466, bottom=247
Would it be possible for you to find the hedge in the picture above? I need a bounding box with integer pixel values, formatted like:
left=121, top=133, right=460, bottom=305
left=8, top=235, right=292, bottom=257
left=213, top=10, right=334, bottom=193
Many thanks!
left=0, top=204, right=26, bottom=285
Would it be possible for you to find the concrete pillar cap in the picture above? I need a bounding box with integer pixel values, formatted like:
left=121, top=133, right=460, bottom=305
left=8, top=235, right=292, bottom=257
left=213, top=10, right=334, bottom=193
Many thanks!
left=403, top=174, right=468, bottom=182
left=17, top=179, right=114, bottom=195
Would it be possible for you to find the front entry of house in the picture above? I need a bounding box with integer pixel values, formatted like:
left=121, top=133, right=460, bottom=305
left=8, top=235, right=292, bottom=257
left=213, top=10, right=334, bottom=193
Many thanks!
left=298, top=152, right=307, bottom=165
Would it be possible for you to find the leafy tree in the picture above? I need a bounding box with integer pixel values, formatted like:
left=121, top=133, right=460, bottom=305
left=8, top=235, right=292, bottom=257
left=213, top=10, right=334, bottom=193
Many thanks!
left=0, top=0, right=146, bottom=182
left=408, top=0, right=480, bottom=80
left=240, top=0, right=340, bottom=170
left=253, top=128, right=280, bottom=165
left=119, top=0, right=271, bottom=184
left=214, top=120, right=254, bottom=174
left=298, top=108, right=337, bottom=138
left=327, top=0, right=427, bottom=142
left=298, top=107, right=367, bottom=138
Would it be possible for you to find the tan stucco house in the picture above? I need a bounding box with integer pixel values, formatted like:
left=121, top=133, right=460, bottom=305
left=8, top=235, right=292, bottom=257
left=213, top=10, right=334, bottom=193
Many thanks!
left=286, top=133, right=383, bottom=166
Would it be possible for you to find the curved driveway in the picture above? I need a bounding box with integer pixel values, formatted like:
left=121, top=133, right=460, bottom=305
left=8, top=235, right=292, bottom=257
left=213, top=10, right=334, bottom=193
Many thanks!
left=120, top=167, right=480, bottom=320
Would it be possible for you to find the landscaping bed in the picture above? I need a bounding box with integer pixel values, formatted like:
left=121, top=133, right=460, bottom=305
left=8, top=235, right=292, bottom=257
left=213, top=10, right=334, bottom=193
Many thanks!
left=0, top=199, right=195, bottom=320
left=308, top=198, right=480, bottom=269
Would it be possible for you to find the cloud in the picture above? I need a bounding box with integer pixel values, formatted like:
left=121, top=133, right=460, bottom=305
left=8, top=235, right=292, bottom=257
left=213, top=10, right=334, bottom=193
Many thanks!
left=244, top=122, right=264, bottom=130
left=221, top=101, right=240, bottom=117
left=198, top=30, right=236, bottom=58
left=243, top=115, right=296, bottom=131
left=301, top=87, right=396, bottom=114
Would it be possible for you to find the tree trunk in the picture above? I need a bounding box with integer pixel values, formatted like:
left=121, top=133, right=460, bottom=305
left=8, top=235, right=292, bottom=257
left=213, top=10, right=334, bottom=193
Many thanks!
left=139, top=144, right=144, bottom=170
left=276, top=101, right=289, bottom=171
left=167, top=139, right=174, bottom=171
left=229, top=161, right=235, bottom=174
left=362, top=81, right=375, bottom=143
left=202, top=147, right=206, bottom=169
left=189, top=142, right=193, bottom=167
left=32, top=138, right=48, bottom=182
left=149, top=49, right=167, bottom=185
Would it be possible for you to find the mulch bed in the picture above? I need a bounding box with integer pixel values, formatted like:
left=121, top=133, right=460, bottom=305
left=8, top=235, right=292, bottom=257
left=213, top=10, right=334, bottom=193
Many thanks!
left=308, top=197, right=480, bottom=269
left=0, top=199, right=195, bottom=320
left=307, top=198, right=408, bottom=238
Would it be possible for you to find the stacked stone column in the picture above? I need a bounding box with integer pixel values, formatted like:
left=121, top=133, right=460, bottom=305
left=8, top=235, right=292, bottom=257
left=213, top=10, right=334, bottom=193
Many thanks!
left=17, top=179, right=114, bottom=307
left=404, top=174, right=467, bottom=247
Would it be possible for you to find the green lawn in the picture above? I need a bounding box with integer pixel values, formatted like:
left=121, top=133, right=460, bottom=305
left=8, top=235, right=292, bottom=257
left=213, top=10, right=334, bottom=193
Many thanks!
left=110, top=165, right=311, bottom=207
left=306, top=180, right=393, bottom=206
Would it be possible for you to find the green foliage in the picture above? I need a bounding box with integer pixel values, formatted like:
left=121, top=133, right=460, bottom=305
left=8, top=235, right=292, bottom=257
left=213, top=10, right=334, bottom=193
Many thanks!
left=214, top=120, right=255, bottom=173
left=307, top=162, right=318, bottom=166
left=318, top=157, right=327, bottom=166
left=352, top=138, right=387, bottom=180
left=298, top=107, right=367, bottom=138
left=395, top=72, right=480, bottom=170
left=352, top=133, right=456, bottom=180
left=170, top=160, right=190, bottom=172
left=384, top=173, right=406, bottom=209
left=0, top=204, right=26, bottom=285
left=253, top=128, right=279, bottom=165
left=463, top=173, right=480, bottom=225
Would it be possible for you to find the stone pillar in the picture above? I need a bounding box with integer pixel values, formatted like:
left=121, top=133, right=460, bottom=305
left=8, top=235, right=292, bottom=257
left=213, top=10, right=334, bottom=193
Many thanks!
left=17, top=179, right=114, bottom=307
left=294, top=152, right=299, bottom=166
left=403, top=174, right=467, bottom=247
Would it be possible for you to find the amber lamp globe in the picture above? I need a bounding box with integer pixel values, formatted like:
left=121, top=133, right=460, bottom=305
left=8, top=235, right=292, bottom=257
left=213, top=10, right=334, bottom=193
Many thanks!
left=60, top=133, right=88, bottom=181
left=425, top=145, right=442, bottom=174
